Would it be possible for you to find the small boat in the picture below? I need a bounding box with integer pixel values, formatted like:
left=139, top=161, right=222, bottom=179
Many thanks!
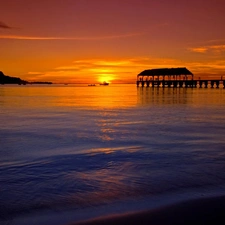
left=88, top=84, right=96, bottom=86
left=100, top=81, right=109, bottom=86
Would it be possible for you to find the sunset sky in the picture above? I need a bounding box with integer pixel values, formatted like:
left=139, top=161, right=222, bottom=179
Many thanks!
left=1, top=0, right=225, bottom=83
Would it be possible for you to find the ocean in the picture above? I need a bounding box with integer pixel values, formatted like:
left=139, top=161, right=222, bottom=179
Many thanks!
left=1, top=84, right=225, bottom=224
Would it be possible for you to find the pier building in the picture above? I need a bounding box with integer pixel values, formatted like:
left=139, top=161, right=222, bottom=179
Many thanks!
left=136, top=67, right=225, bottom=88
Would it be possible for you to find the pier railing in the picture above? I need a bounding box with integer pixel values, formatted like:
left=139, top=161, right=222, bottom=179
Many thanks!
left=136, top=79, right=225, bottom=88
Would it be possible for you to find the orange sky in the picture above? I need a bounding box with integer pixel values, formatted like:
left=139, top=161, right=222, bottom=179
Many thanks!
left=1, top=0, right=225, bottom=83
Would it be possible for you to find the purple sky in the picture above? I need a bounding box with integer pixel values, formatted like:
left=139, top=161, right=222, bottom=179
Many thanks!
left=1, top=0, right=225, bottom=83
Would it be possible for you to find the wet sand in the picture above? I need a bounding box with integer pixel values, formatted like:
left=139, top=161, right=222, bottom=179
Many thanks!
left=70, top=196, right=225, bottom=225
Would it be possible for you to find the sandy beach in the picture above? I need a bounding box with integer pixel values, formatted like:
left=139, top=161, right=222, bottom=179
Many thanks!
left=70, top=195, right=225, bottom=225
left=2, top=194, right=225, bottom=225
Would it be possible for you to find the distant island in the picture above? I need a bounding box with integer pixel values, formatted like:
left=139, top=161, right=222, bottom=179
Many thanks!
left=0, top=71, right=52, bottom=85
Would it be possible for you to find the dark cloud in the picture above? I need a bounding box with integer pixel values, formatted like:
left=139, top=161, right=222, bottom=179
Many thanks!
left=0, top=21, right=12, bottom=29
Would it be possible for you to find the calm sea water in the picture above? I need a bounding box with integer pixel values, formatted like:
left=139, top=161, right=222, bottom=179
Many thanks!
left=1, top=84, right=225, bottom=224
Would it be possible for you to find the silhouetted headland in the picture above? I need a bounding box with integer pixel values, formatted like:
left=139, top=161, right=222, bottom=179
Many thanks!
left=0, top=71, right=27, bottom=85
left=0, top=71, right=52, bottom=85
left=29, top=81, right=53, bottom=84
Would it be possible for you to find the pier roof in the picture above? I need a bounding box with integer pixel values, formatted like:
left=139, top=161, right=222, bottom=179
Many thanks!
left=138, top=67, right=193, bottom=76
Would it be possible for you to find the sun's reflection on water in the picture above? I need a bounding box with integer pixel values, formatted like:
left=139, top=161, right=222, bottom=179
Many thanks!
left=0, top=85, right=137, bottom=109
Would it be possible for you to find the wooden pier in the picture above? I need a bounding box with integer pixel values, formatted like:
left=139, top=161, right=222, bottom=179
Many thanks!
left=136, top=68, right=225, bottom=88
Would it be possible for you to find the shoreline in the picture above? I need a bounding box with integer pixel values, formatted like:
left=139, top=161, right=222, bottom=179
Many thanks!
left=4, top=188, right=225, bottom=225
left=70, top=195, right=225, bottom=225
